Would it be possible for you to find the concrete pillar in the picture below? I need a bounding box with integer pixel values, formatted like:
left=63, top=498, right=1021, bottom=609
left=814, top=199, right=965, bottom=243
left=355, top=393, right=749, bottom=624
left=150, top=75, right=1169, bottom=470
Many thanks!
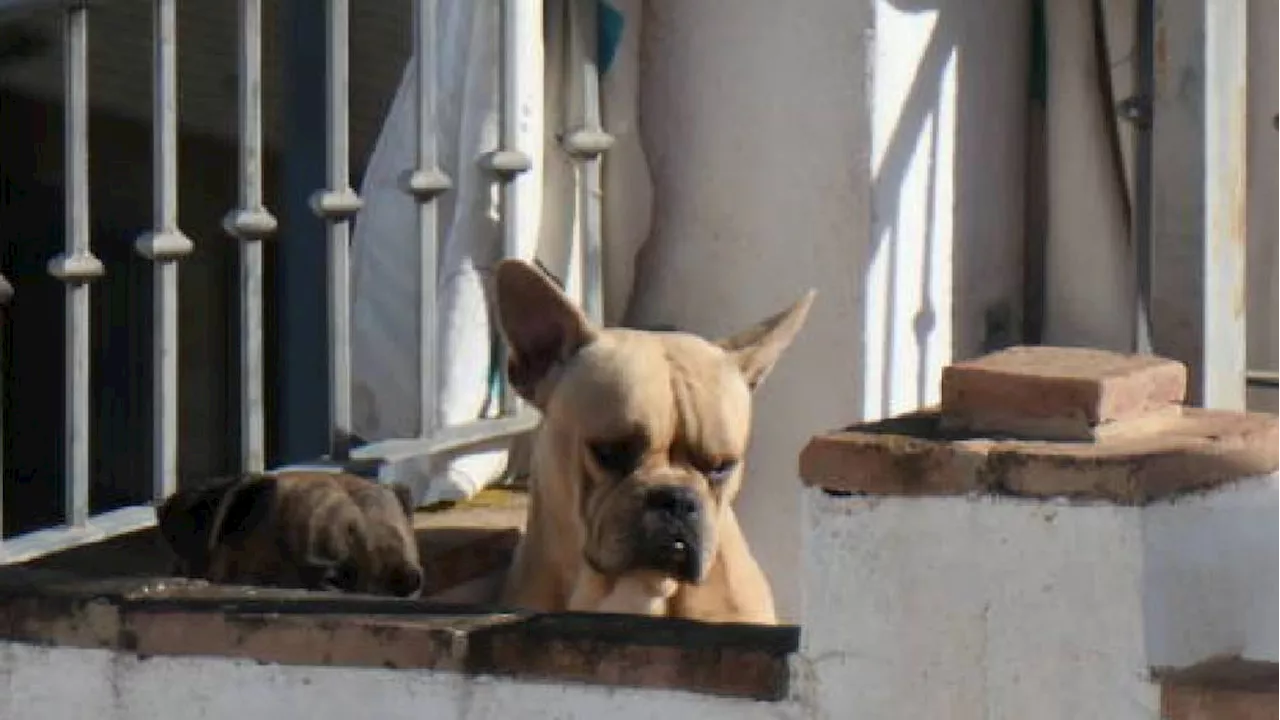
left=798, top=346, right=1278, bottom=719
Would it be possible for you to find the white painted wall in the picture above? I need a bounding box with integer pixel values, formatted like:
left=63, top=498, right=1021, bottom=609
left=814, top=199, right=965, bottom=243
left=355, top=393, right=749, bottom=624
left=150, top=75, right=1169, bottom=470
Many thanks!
left=1246, top=0, right=1278, bottom=413
left=1042, top=0, right=1277, bottom=402
left=800, top=490, right=1158, bottom=719
left=631, top=0, right=1028, bottom=622
left=1142, top=477, right=1280, bottom=668
left=6, top=475, right=1271, bottom=719
left=799, top=475, right=1278, bottom=719
left=0, top=644, right=791, bottom=720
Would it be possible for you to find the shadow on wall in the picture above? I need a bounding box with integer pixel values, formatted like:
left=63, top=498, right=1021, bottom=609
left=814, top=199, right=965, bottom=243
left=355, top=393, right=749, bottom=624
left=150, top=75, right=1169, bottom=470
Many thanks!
left=630, top=0, right=1029, bottom=620
left=1246, top=0, right=1277, bottom=413
left=870, top=0, right=1029, bottom=417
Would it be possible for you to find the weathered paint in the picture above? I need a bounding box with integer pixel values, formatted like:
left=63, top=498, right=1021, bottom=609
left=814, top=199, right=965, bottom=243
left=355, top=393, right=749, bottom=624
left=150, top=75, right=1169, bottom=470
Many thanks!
left=225, top=0, right=279, bottom=474
left=407, top=0, right=448, bottom=440
left=134, top=0, right=195, bottom=504
left=316, top=0, right=360, bottom=458
left=0, top=644, right=795, bottom=720
left=47, top=3, right=104, bottom=529
left=801, top=489, right=1158, bottom=719
left=1149, top=0, right=1249, bottom=409
left=1143, top=476, right=1279, bottom=668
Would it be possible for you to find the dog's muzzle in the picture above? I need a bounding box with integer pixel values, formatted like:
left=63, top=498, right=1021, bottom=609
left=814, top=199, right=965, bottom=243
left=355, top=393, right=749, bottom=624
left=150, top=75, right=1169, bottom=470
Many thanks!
left=638, top=485, right=704, bottom=582
left=383, top=563, right=424, bottom=598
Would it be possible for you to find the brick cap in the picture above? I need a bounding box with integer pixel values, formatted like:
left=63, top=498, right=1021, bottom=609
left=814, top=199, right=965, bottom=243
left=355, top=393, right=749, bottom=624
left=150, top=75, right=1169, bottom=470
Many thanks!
left=800, top=407, right=1278, bottom=504
left=0, top=570, right=797, bottom=702
left=941, top=345, right=1188, bottom=441
left=1161, top=682, right=1278, bottom=720
left=1155, top=656, right=1278, bottom=693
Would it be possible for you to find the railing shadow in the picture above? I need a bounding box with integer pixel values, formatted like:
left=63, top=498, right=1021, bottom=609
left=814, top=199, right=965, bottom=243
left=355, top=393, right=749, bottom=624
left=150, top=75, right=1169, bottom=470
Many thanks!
left=870, top=0, right=1027, bottom=416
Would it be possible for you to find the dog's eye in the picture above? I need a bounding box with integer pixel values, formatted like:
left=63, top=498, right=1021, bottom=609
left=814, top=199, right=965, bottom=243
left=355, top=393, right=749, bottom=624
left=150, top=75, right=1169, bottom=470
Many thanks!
left=588, top=438, right=644, bottom=476
left=321, top=562, right=360, bottom=592
left=698, top=459, right=738, bottom=486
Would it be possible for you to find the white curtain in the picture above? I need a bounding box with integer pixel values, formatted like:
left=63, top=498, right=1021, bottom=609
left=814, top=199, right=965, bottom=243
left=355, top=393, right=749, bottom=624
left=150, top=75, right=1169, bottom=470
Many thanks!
left=349, top=0, right=653, bottom=506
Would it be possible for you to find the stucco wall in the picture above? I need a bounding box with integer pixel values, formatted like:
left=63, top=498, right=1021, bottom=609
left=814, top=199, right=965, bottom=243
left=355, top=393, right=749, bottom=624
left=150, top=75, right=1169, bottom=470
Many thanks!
left=0, top=644, right=789, bottom=720
left=1245, top=0, right=1277, bottom=413
left=630, top=0, right=1028, bottom=621
left=800, top=489, right=1158, bottom=719
left=3, top=474, right=1271, bottom=719
left=1142, top=478, right=1280, bottom=668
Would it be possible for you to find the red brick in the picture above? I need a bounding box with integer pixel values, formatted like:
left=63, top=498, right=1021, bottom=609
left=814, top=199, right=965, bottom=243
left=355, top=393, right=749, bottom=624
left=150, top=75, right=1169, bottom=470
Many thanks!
left=940, top=345, right=1188, bottom=441
left=1162, top=686, right=1277, bottom=720
left=1161, top=661, right=1278, bottom=720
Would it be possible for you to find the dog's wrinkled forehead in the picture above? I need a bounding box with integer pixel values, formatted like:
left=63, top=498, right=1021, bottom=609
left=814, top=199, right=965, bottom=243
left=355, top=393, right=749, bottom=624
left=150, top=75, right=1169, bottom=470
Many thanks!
left=547, top=328, right=752, bottom=454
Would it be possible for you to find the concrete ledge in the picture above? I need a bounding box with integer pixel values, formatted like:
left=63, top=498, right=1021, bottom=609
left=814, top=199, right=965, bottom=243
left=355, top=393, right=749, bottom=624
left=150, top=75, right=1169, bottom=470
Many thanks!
left=1156, top=657, right=1279, bottom=693
left=411, top=488, right=527, bottom=600
left=465, top=613, right=796, bottom=699
left=0, top=570, right=797, bottom=702
left=800, top=407, right=1278, bottom=503
left=1159, top=657, right=1279, bottom=720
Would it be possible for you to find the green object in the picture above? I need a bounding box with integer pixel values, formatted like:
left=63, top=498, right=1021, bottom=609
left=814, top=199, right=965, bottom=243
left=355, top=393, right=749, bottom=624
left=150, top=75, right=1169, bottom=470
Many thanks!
left=485, top=324, right=503, bottom=418
left=598, top=1, right=624, bottom=74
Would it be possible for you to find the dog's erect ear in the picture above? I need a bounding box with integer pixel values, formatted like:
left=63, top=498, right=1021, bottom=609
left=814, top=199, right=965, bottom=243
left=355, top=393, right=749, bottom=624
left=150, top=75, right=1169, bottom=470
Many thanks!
left=388, top=483, right=416, bottom=520
left=716, top=290, right=817, bottom=391
left=493, top=258, right=598, bottom=405
left=156, top=474, right=274, bottom=574
left=157, top=479, right=234, bottom=572
left=211, top=474, right=277, bottom=545
left=299, top=553, right=357, bottom=593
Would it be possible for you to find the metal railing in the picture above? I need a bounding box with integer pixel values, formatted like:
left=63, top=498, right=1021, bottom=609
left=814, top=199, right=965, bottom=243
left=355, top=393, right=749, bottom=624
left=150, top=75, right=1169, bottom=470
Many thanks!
left=0, top=0, right=610, bottom=562
left=349, top=0, right=610, bottom=465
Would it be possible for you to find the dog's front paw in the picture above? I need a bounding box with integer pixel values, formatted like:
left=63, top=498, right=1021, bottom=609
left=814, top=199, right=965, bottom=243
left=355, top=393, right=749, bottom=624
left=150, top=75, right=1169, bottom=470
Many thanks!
left=591, top=572, right=678, bottom=616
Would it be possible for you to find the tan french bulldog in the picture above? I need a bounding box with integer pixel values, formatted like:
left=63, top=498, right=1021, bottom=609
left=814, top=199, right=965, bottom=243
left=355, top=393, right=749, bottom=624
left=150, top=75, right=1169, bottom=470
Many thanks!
left=157, top=471, right=424, bottom=598
left=493, top=259, right=815, bottom=624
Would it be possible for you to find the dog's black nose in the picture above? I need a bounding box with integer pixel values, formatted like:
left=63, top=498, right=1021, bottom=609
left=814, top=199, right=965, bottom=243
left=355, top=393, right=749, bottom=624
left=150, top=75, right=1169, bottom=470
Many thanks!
left=645, top=485, right=700, bottom=519
left=387, top=564, right=424, bottom=598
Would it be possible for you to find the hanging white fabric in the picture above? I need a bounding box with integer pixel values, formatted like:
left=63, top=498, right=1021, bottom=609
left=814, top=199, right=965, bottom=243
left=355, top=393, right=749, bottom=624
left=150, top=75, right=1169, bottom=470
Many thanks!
left=349, top=0, right=652, bottom=506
